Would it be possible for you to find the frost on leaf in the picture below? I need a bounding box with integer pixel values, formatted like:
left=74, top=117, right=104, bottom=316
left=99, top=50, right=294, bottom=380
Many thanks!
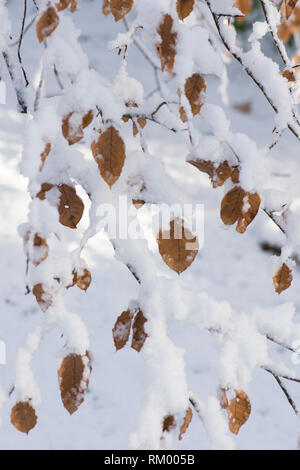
left=58, top=352, right=92, bottom=415
left=227, top=391, right=251, bottom=435
left=32, top=233, right=49, bottom=266
left=112, top=308, right=134, bottom=351
left=157, top=218, right=199, bottom=274
left=58, top=184, right=84, bottom=229
left=131, top=310, right=148, bottom=352
left=36, top=7, right=59, bottom=43
left=220, top=186, right=260, bottom=233
left=156, top=14, right=178, bottom=74
left=40, top=143, right=51, bottom=171
left=176, top=0, right=195, bottom=20
left=273, top=263, right=293, bottom=294
left=56, top=0, right=77, bottom=12
left=179, top=407, right=193, bottom=440
left=234, top=0, right=253, bottom=22
left=11, top=401, right=37, bottom=434
left=62, top=110, right=94, bottom=146
left=180, top=74, right=206, bottom=122
left=33, top=283, right=52, bottom=312
left=188, top=159, right=237, bottom=188
left=91, top=126, right=126, bottom=188
left=110, top=0, right=134, bottom=22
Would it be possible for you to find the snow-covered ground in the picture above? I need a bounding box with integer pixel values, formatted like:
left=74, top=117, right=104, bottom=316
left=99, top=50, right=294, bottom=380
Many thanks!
left=0, top=0, right=300, bottom=450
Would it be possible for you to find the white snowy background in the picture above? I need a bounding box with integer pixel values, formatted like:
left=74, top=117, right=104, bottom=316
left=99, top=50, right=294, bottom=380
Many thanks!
left=0, top=0, right=300, bottom=450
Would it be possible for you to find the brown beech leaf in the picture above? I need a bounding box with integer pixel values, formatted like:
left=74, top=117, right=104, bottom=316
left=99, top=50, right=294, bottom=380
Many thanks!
left=163, top=415, right=176, bottom=432
left=176, top=0, right=195, bottom=20
left=220, top=186, right=260, bottom=233
left=236, top=192, right=261, bottom=234
left=32, top=234, right=49, bottom=266
left=131, top=310, right=148, bottom=352
left=180, top=74, right=206, bottom=122
left=76, top=269, right=92, bottom=291
left=40, top=142, right=51, bottom=171
left=282, top=69, right=296, bottom=82
left=188, top=159, right=235, bottom=188
left=91, top=126, right=126, bottom=188
left=36, top=182, right=54, bottom=200
left=58, top=184, right=84, bottom=229
left=157, top=218, right=199, bottom=274
left=113, top=308, right=134, bottom=351
left=273, top=263, right=293, bottom=294
left=110, top=0, right=134, bottom=21
left=36, top=7, right=59, bottom=43
left=102, top=0, right=111, bottom=15
left=156, top=14, right=178, bottom=74
left=32, top=283, right=52, bottom=312
left=11, top=402, right=37, bottom=434
left=282, top=0, right=298, bottom=18
left=62, top=110, right=94, bottom=146
left=227, top=391, right=251, bottom=435
left=278, top=21, right=292, bottom=42
left=234, top=0, right=253, bottom=22
left=218, top=387, right=229, bottom=409
left=56, top=0, right=77, bottom=12
left=58, top=352, right=91, bottom=415
left=179, top=407, right=193, bottom=440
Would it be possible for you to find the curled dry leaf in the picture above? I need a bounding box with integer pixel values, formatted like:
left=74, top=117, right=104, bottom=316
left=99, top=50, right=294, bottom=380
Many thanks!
left=58, top=352, right=92, bottom=415
left=156, top=14, right=178, bottom=74
left=162, top=415, right=176, bottom=433
left=56, top=0, right=77, bottom=12
left=32, top=233, right=49, bottom=266
left=11, top=401, right=37, bottom=434
left=179, top=73, right=206, bottom=122
left=36, top=7, right=59, bottom=43
left=109, top=0, right=134, bottom=21
left=91, top=126, right=126, bottom=188
left=58, top=184, right=84, bottom=229
left=112, top=308, right=134, bottom=351
left=227, top=391, right=251, bottom=435
left=179, top=407, right=193, bottom=440
left=188, top=159, right=238, bottom=188
left=32, top=283, right=52, bottom=312
left=157, top=218, right=199, bottom=274
left=62, top=110, right=94, bottom=146
left=234, top=0, right=253, bottom=22
left=176, top=0, right=195, bottom=20
left=220, top=186, right=260, bottom=233
left=131, top=310, right=148, bottom=352
left=273, top=262, right=293, bottom=294
left=40, top=142, right=51, bottom=171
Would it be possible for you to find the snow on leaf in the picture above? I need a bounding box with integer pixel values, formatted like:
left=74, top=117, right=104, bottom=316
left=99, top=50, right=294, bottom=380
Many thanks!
left=112, top=308, right=134, bottom=351
left=156, top=14, right=178, bottom=74
left=58, top=352, right=91, bottom=415
left=227, top=391, right=251, bottom=435
left=32, top=234, right=49, bottom=267
left=36, top=7, right=59, bottom=43
left=58, top=184, right=84, bottom=229
left=131, top=310, right=147, bottom=352
left=56, top=0, right=77, bottom=12
left=110, top=0, right=134, bottom=22
left=180, top=73, right=206, bottom=122
left=32, top=283, right=52, bottom=312
left=102, top=0, right=111, bottom=16
left=11, top=401, right=37, bottom=434
left=91, top=126, right=126, bottom=188
left=220, top=186, right=260, bottom=233
left=176, top=0, right=195, bottom=20
left=62, top=110, right=94, bottom=146
left=273, top=263, right=293, bottom=294
left=157, top=218, right=199, bottom=274
left=234, top=0, right=253, bottom=22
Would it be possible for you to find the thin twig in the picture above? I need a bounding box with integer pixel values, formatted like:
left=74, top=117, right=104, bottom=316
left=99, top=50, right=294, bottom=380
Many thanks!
left=265, top=368, right=299, bottom=416
left=17, top=0, right=29, bottom=87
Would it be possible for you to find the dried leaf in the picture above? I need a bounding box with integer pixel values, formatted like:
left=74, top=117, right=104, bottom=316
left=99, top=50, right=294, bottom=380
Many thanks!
left=218, top=387, right=229, bottom=409
left=180, top=73, right=206, bottom=122
left=11, top=402, right=37, bottom=434
left=32, top=234, right=49, bottom=266
left=32, top=283, right=52, bottom=312
left=273, top=263, right=293, bottom=294
left=234, top=0, right=253, bottom=22
left=236, top=191, right=261, bottom=234
left=176, top=0, right=195, bottom=20
left=113, top=308, right=134, bottom=350
left=137, top=117, right=147, bottom=129
left=36, top=182, right=54, bottom=200
left=110, top=0, right=134, bottom=21
left=156, top=14, right=178, bottom=74
left=76, top=269, right=92, bottom=291
left=282, top=69, right=296, bottom=82
left=162, top=415, right=176, bottom=432
left=278, top=21, right=292, bottom=42
left=58, top=352, right=92, bottom=415
left=158, top=218, right=199, bottom=274
left=102, top=0, right=111, bottom=15
left=179, top=407, right=193, bottom=440
left=62, top=110, right=93, bottom=146
left=227, top=391, right=251, bottom=435
left=91, top=126, right=126, bottom=188
left=131, top=310, right=147, bottom=352
left=36, top=7, right=59, bottom=43
left=58, top=184, right=84, bottom=229
left=220, top=186, right=260, bottom=233
left=233, top=101, right=252, bottom=114
left=40, top=142, right=51, bottom=171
